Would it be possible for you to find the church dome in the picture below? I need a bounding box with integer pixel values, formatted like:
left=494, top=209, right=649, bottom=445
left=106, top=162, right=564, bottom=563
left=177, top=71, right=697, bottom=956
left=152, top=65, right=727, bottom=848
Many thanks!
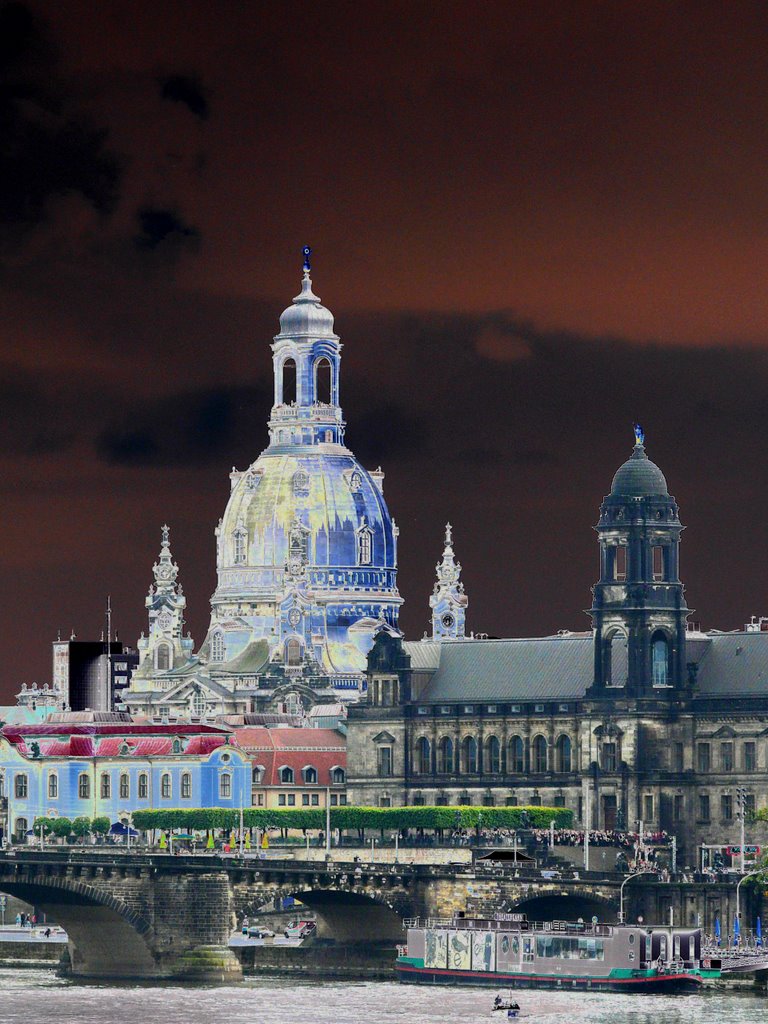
left=610, top=431, right=668, bottom=497
left=276, top=274, right=338, bottom=340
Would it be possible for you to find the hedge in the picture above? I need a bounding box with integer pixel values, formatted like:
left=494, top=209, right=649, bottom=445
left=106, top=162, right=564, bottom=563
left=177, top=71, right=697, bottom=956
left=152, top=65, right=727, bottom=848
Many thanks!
left=130, top=805, right=573, bottom=833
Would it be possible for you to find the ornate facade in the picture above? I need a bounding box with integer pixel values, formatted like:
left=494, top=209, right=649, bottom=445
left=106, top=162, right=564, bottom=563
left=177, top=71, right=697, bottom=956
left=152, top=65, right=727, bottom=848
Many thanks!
left=122, top=251, right=402, bottom=720
left=347, top=432, right=768, bottom=864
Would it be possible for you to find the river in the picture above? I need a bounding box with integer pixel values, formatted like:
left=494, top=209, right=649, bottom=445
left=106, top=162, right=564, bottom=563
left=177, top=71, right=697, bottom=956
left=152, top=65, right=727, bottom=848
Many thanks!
left=0, top=969, right=765, bottom=1024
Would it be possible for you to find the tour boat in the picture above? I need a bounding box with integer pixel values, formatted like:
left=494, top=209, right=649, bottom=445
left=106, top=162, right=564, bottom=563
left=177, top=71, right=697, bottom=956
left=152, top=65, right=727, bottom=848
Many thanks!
left=396, top=914, right=724, bottom=992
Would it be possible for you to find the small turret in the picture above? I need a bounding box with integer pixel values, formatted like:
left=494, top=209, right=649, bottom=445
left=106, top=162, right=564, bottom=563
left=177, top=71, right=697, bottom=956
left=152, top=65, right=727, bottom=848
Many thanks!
left=430, top=523, right=468, bottom=640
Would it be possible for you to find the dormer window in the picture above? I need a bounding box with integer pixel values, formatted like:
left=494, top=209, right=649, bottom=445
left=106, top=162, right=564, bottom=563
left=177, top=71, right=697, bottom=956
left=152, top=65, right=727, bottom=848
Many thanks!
left=119, top=742, right=131, bottom=756
left=349, top=471, right=362, bottom=492
left=280, top=766, right=294, bottom=784
left=172, top=737, right=182, bottom=754
left=292, top=470, right=310, bottom=497
left=302, top=765, right=318, bottom=784
left=233, top=525, right=248, bottom=564
left=331, top=766, right=345, bottom=784
left=252, top=764, right=265, bottom=784
left=211, top=631, right=225, bottom=663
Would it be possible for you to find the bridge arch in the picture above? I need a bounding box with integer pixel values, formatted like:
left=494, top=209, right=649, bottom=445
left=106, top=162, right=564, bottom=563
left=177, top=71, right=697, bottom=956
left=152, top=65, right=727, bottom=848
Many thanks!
left=0, top=872, right=155, bottom=977
left=507, top=888, right=618, bottom=924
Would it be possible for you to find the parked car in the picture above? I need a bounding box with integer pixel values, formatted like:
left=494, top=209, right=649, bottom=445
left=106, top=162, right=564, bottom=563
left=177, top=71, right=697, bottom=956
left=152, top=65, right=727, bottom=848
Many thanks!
left=247, top=926, right=276, bottom=938
left=284, top=920, right=316, bottom=938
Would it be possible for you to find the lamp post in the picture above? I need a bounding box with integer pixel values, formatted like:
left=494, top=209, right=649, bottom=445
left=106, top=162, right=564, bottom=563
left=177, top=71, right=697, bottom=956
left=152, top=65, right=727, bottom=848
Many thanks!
left=619, top=870, right=656, bottom=924
left=736, top=787, right=748, bottom=874
left=325, top=786, right=331, bottom=855
left=736, top=870, right=761, bottom=928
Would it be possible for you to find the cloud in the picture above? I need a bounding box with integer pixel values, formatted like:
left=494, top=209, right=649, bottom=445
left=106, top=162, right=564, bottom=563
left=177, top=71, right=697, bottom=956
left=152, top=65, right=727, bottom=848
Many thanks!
left=0, top=2, right=122, bottom=242
left=96, top=385, right=271, bottom=467
left=159, top=74, right=209, bottom=120
left=348, top=402, right=430, bottom=463
left=133, top=206, right=201, bottom=252
left=474, top=324, right=533, bottom=363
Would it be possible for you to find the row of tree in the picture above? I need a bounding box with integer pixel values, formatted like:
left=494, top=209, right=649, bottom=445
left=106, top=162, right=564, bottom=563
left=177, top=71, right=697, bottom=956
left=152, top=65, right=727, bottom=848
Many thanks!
left=32, top=816, right=111, bottom=838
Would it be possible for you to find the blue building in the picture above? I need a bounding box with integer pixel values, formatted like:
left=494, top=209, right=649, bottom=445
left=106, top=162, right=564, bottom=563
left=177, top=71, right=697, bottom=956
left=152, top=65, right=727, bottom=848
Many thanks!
left=0, top=714, right=249, bottom=841
left=124, top=250, right=403, bottom=720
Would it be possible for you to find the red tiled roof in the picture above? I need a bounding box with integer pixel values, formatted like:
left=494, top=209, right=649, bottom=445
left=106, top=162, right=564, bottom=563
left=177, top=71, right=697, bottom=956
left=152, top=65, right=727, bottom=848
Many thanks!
left=1, top=723, right=230, bottom=739
left=233, top=726, right=345, bottom=752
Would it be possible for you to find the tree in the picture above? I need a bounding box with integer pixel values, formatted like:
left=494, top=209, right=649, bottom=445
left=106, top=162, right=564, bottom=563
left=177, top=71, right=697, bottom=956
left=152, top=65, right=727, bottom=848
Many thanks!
left=51, top=818, right=72, bottom=839
left=91, top=816, right=110, bottom=836
left=71, top=817, right=92, bottom=838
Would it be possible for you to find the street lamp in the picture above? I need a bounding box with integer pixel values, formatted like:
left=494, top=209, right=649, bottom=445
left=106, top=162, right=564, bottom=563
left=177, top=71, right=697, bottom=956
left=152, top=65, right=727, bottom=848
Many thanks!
left=619, top=870, right=657, bottom=924
left=736, top=869, right=761, bottom=928
left=735, top=787, right=748, bottom=874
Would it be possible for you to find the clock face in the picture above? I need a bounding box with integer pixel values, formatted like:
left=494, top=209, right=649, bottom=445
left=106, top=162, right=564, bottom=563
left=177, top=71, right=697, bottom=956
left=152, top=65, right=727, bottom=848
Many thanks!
left=441, top=612, right=455, bottom=630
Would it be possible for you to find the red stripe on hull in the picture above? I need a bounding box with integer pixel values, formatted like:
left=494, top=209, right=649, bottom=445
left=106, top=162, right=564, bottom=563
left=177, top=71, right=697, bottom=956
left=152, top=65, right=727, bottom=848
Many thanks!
left=396, top=964, right=703, bottom=993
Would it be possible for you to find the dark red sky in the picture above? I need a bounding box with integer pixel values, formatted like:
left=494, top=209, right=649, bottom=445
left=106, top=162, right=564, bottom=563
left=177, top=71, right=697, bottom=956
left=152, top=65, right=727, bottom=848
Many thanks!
left=3, top=1, right=768, bottom=701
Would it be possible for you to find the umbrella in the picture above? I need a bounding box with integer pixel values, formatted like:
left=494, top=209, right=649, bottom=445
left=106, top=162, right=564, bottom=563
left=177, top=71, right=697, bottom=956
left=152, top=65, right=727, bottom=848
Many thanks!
left=733, top=916, right=741, bottom=946
left=757, top=917, right=763, bottom=948
left=206, top=833, right=214, bottom=849
left=159, top=832, right=167, bottom=850
left=244, top=832, right=251, bottom=850
left=714, top=917, right=721, bottom=946
left=109, top=822, right=138, bottom=837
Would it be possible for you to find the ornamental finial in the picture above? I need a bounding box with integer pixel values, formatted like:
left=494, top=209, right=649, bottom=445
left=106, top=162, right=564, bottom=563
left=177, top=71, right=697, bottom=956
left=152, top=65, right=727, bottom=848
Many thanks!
left=445, top=522, right=453, bottom=547
left=302, top=245, right=311, bottom=274
left=634, top=423, right=644, bottom=446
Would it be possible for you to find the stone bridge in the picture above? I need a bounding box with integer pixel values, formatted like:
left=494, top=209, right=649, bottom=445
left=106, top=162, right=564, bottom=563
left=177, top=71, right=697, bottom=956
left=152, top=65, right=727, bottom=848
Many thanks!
left=0, top=849, right=743, bottom=980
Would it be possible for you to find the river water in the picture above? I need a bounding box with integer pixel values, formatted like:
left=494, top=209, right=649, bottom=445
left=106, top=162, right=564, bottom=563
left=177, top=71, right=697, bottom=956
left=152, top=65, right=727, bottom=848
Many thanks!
left=0, top=969, right=765, bottom=1024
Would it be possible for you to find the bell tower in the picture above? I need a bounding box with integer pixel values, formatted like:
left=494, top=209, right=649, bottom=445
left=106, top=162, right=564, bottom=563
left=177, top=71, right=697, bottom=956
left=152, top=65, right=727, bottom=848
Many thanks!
left=588, top=427, right=690, bottom=699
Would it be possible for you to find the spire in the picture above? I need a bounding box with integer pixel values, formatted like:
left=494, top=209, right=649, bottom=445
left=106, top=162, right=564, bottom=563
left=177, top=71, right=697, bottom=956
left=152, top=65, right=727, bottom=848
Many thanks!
left=632, top=423, right=647, bottom=460
left=152, top=523, right=179, bottom=593
left=293, top=244, right=322, bottom=304
left=430, top=523, right=468, bottom=640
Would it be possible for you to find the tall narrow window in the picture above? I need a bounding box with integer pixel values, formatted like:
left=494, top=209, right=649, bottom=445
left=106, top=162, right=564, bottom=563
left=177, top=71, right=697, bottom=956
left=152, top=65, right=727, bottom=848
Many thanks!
left=720, top=742, right=733, bottom=771
left=697, top=742, right=711, bottom=772
left=156, top=643, right=171, bottom=671
left=377, top=746, right=393, bottom=777
left=437, top=736, right=454, bottom=773
left=556, top=735, right=572, bottom=773
left=744, top=742, right=756, bottom=772
left=462, top=736, right=478, bottom=773
left=78, top=774, right=90, bottom=799
left=219, top=773, right=232, bottom=799
left=161, top=773, right=171, bottom=799
left=285, top=638, right=302, bottom=666
left=415, top=737, right=431, bottom=774
left=315, top=357, right=332, bottom=404
left=138, top=773, right=148, bottom=799
left=119, top=773, right=129, bottom=799
left=15, top=774, right=28, bottom=799
left=509, top=735, right=524, bottom=773
left=233, top=526, right=248, bottom=564
left=100, top=773, right=111, bottom=799
left=48, top=773, right=58, bottom=799
left=601, top=742, right=617, bottom=772
left=643, top=794, right=654, bottom=821
left=652, top=633, right=670, bottom=686
left=615, top=545, right=627, bottom=581
left=357, top=526, right=373, bottom=565
left=181, top=773, right=192, bottom=799
left=282, top=357, right=297, bottom=404
left=532, top=735, right=548, bottom=773
left=605, top=631, right=628, bottom=688
left=211, top=631, right=225, bottom=663
left=652, top=546, right=664, bottom=581
left=486, top=736, right=501, bottom=773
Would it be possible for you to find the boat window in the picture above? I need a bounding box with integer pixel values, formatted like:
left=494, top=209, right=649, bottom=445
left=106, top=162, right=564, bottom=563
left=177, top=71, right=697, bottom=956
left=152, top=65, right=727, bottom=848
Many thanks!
left=535, top=936, right=605, bottom=960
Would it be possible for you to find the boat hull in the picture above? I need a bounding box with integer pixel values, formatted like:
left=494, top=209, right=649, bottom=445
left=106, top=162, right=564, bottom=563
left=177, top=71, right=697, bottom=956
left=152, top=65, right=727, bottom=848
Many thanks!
left=396, top=963, right=704, bottom=993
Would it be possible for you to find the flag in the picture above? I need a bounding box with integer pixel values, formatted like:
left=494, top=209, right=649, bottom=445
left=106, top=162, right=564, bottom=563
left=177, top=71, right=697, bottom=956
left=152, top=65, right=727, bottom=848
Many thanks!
left=733, top=916, right=741, bottom=946
left=757, top=917, right=762, bottom=947
left=714, top=917, right=721, bottom=946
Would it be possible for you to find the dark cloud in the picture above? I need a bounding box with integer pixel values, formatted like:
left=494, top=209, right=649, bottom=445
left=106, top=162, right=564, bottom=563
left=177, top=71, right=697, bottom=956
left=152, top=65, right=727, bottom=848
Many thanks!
left=133, top=206, right=200, bottom=252
left=348, top=402, right=429, bottom=463
left=96, top=385, right=271, bottom=467
left=0, top=2, right=121, bottom=240
left=159, top=74, right=209, bottom=120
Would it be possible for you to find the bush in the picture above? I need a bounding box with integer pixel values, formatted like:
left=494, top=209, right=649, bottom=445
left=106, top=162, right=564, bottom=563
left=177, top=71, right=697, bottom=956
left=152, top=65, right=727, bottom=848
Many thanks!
left=32, top=816, right=56, bottom=836
left=51, top=817, right=73, bottom=838
left=91, top=816, right=111, bottom=836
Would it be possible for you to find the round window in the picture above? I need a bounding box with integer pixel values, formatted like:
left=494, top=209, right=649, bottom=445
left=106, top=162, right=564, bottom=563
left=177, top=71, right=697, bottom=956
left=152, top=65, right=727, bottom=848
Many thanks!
left=221, top=753, right=231, bottom=764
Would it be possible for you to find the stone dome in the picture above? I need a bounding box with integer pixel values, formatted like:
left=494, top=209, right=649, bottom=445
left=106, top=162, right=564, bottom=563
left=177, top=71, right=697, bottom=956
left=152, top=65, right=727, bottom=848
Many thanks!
left=610, top=443, right=669, bottom=497
left=276, top=273, right=338, bottom=340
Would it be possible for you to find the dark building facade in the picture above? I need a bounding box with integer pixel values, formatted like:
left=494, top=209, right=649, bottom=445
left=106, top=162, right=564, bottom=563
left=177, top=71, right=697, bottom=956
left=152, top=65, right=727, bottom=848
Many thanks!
left=347, top=432, right=768, bottom=864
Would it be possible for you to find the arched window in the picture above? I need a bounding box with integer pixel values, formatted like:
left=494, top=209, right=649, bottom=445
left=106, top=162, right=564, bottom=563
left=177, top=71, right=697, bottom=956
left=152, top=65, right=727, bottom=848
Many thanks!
left=292, top=469, right=310, bottom=496
left=415, top=736, right=431, bottom=774
left=15, top=817, right=28, bottom=840
left=211, top=631, right=225, bottom=662
left=604, top=631, right=628, bottom=688
left=437, top=736, right=454, bottom=774
left=78, top=773, right=90, bottom=799
left=48, top=773, right=58, bottom=799
left=156, top=643, right=171, bottom=671
left=556, top=735, right=572, bottom=773
left=285, top=638, right=302, bottom=666
left=192, top=689, right=206, bottom=717
left=331, top=766, right=345, bottom=784
left=508, top=736, right=524, bottom=774
left=357, top=526, right=373, bottom=566
left=180, top=773, right=192, bottom=799
left=485, top=736, right=501, bottom=774
left=349, top=471, right=362, bottom=492
left=161, top=773, right=171, bottom=799
left=315, top=357, right=332, bottom=404
left=282, top=357, right=297, bottom=404
left=652, top=633, right=670, bottom=687
left=233, top=525, right=248, bottom=564
left=532, top=735, right=548, bottom=773
left=219, top=773, right=232, bottom=799
left=119, top=773, right=129, bottom=799
left=100, top=773, right=111, bottom=799
left=138, top=773, right=148, bottom=800
left=172, top=738, right=182, bottom=754
left=462, top=736, right=478, bottom=774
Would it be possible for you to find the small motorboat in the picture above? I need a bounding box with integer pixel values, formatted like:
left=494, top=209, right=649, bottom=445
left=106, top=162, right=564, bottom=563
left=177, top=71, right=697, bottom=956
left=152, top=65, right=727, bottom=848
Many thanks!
left=492, top=993, right=521, bottom=1018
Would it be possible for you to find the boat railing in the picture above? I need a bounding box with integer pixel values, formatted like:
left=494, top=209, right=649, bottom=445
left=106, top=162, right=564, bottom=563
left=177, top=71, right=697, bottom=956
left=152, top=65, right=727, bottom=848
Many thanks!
left=396, top=944, right=408, bottom=957
left=403, top=917, right=420, bottom=929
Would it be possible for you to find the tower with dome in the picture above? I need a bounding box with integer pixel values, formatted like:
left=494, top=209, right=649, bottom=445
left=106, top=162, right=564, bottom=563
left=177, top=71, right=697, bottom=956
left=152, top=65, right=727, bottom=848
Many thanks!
left=123, top=250, right=402, bottom=720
